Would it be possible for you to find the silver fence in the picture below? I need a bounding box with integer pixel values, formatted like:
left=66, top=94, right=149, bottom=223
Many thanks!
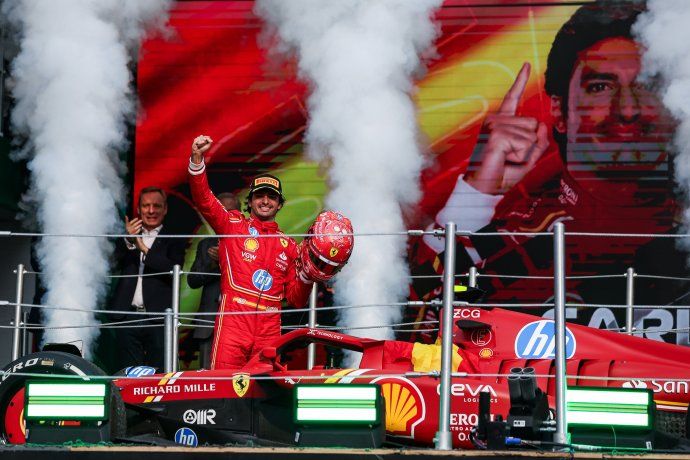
left=3, top=226, right=690, bottom=450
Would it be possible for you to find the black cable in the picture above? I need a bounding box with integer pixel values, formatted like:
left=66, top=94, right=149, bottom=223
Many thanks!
left=469, top=427, right=486, bottom=450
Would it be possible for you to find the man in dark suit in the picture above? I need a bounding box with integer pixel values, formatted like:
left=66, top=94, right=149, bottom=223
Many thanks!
left=108, top=186, right=187, bottom=370
left=187, top=192, right=239, bottom=369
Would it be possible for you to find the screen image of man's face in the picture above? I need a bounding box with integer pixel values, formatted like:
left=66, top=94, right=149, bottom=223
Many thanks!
left=558, top=37, right=675, bottom=179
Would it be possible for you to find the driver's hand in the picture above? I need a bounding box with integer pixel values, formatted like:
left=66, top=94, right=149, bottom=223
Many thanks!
left=465, top=63, right=549, bottom=194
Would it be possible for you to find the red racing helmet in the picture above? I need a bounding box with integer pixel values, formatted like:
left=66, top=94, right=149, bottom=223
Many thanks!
left=298, top=211, right=354, bottom=283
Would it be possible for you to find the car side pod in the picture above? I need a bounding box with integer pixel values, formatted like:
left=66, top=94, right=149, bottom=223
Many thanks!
left=293, top=384, right=385, bottom=448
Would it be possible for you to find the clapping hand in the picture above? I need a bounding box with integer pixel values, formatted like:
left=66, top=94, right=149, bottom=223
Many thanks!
left=125, top=215, right=148, bottom=254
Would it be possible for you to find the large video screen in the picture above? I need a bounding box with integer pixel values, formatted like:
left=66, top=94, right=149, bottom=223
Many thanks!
left=134, top=0, right=687, bottom=347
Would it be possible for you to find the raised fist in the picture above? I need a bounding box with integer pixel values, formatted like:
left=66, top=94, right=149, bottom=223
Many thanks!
left=191, top=135, right=213, bottom=165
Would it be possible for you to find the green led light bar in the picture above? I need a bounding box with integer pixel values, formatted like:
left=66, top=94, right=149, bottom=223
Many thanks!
left=25, top=381, right=110, bottom=421
left=294, top=384, right=381, bottom=425
left=566, top=386, right=653, bottom=430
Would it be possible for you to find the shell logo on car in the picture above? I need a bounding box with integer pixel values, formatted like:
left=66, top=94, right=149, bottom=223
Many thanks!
left=322, top=370, right=426, bottom=438
left=371, top=376, right=425, bottom=438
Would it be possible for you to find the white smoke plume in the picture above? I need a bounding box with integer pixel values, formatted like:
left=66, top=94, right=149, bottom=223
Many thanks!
left=255, top=0, right=442, bottom=348
left=635, top=1, right=690, bottom=253
left=3, top=0, right=171, bottom=356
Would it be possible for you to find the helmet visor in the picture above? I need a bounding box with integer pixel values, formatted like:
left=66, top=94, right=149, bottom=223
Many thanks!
left=307, top=248, right=342, bottom=276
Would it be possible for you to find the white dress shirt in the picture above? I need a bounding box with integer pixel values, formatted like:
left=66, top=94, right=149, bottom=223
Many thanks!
left=126, top=225, right=162, bottom=308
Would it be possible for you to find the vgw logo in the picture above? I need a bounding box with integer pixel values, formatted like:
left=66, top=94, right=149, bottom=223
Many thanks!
left=514, top=320, right=576, bottom=359
left=174, top=427, right=198, bottom=446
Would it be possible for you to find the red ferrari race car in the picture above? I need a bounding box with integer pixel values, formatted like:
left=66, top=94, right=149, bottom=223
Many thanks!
left=1, top=305, right=690, bottom=450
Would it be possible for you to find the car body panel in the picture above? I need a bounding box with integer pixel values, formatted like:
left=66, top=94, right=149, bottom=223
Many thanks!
left=114, top=307, right=690, bottom=448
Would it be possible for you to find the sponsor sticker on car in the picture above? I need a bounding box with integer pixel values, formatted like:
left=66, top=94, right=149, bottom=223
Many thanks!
left=125, top=366, right=157, bottom=378
left=174, top=427, right=198, bottom=446
left=514, top=320, right=576, bottom=359
left=183, top=409, right=216, bottom=425
left=370, top=375, right=426, bottom=439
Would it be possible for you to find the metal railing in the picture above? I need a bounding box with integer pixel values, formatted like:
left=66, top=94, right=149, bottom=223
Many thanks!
left=4, top=226, right=690, bottom=451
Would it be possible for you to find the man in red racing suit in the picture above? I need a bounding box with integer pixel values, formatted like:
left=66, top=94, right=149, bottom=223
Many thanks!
left=188, top=135, right=313, bottom=369
left=408, top=2, right=680, bottom=344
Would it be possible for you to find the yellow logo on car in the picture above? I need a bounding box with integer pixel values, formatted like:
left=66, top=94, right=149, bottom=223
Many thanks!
left=381, top=382, right=422, bottom=434
left=232, top=373, right=250, bottom=397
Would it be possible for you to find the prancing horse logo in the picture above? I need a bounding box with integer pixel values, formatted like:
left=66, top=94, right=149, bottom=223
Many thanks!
left=232, top=373, right=250, bottom=397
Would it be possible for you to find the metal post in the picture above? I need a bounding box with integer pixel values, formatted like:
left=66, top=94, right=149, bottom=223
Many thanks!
left=625, top=267, right=635, bottom=334
left=11, top=264, right=25, bottom=361
left=553, top=222, right=567, bottom=445
left=468, top=266, right=477, bottom=288
left=21, top=311, right=30, bottom=356
left=164, top=308, right=173, bottom=373
left=307, top=283, right=318, bottom=370
left=171, top=264, right=181, bottom=372
left=435, top=222, right=456, bottom=450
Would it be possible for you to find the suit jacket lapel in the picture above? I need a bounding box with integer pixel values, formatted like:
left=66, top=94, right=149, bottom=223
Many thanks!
left=148, top=225, right=166, bottom=255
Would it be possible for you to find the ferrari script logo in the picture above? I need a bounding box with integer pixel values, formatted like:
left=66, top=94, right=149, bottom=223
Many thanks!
left=329, top=247, right=338, bottom=257
left=232, top=373, right=250, bottom=397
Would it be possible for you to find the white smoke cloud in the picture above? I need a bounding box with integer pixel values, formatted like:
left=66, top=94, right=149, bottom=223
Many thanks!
left=3, top=0, right=171, bottom=356
left=635, top=1, right=690, bottom=252
left=255, top=0, right=442, bottom=349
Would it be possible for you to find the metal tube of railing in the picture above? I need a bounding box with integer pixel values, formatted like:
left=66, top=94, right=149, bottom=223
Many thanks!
left=21, top=311, right=29, bottom=356
left=625, top=267, right=635, bottom=334
left=553, top=222, right=567, bottom=445
left=468, top=266, right=477, bottom=288
left=171, top=264, right=181, bottom=372
left=11, top=264, right=25, bottom=361
left=164, top=308, right=173, bottom=373
left=307, top=283, right=318, bottom=370
left=435, top=222, right=456, bottom=451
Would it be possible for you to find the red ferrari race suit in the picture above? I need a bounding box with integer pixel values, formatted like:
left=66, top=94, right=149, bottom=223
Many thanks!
left=189, top=163, right=312, bottom=369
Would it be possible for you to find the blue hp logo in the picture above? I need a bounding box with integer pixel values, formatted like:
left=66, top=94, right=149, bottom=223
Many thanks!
left=125, top=366, right=156, bottom=378
left=248, top=226, right=259, bottom=236
left=174, top=427, right=198, bottom=446
left=514, top=320, right=576, bottom=359
left=252, top=269, right=273, bottom=291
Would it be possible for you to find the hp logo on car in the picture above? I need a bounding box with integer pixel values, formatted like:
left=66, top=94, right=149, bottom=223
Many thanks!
left=514, top=320, right=576, bottom=359
left=174, top=427, right=198, bottom=447
left=125, top=366, right=156, bottom=378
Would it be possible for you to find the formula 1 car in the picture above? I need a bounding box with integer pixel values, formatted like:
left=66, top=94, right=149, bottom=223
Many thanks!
left=2, top=305, right=690, bottom=448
